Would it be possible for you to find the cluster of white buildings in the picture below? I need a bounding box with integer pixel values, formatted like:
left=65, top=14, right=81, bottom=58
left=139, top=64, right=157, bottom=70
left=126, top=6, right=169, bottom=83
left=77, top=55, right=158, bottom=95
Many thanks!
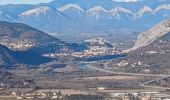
left=0, top=38, right=35, bottom=51
left=84, top=38, right=107, bottom=45
left=73, top=48, right=120, bottom=57
left=11, top=89, right=90, bottom=100
left=108, top=92, right=170, bottom=100
left=11, top=91, right=63, bottom=100
left=44, top=47, right=121, bottom=58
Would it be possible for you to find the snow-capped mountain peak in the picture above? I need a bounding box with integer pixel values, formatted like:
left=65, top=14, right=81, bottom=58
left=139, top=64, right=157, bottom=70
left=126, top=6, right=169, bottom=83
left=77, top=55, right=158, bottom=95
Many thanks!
left=87, top=6, right=108, bottom=13
left=110, top=6, right=134, bottom=16
left=155, top=4, right=170, bottom=12
left=57, top=4, right=85, bottom=12
left=86, top=6, right=109, bottom=20
left=135, top=6, right=153, bottom=18
left=1, top=0, right=168, bottom=39
left=20, top=6, right=52, bottom=16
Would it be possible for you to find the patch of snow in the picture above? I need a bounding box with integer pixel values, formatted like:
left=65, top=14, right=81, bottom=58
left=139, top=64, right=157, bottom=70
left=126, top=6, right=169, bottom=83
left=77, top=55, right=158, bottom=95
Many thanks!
left=87, top=6, right=108, bottom=13
left=155, top=4, right=170, bottom=12
left=135, top=6, right=153, bottom=18
left=109, top=6, right=134, bottom=17
left=20, top=6, right=51, bottom=16
left=57, top=4, right=85, bottom=12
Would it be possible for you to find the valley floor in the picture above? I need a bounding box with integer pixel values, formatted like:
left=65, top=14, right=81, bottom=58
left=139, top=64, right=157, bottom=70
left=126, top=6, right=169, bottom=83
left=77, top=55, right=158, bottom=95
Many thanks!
left=1, top=60, right=170, bottom=99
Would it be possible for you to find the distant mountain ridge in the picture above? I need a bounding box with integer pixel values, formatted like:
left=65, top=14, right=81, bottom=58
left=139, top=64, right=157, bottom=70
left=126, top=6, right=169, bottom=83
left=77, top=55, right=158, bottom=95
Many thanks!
left=0, top=0, right=169, bottom=40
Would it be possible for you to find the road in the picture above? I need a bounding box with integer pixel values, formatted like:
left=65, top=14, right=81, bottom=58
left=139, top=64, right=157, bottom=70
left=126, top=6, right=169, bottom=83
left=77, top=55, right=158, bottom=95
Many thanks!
left=85, top=64, right=170, bottom=77
left=85, top=64, right=170, bottom=89
left=141, top=76, right=170, bottom=85
left=97, top=89, right=160, bottom=93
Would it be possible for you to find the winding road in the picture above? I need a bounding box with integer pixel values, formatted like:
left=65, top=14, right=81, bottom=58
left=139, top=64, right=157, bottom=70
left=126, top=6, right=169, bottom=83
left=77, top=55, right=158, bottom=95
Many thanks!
left=84, top=64, right=170, bottom=89
left=85, top=64, right=170, bottom=77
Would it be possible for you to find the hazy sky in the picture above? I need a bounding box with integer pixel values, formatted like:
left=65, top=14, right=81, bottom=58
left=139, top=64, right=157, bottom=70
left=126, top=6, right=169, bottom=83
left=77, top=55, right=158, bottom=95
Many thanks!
left=0, top=0, right=54, bottom=5
left=113, top=0, right=139, bottom=2
left=0, top=0, right=141, bottom=5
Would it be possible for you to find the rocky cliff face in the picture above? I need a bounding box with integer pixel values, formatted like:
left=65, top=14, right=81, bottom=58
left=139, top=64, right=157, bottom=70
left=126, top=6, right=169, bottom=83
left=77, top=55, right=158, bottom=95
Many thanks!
left=122, top=19, right=170, bottom=74
left=130, top=19, right=170, bottom=51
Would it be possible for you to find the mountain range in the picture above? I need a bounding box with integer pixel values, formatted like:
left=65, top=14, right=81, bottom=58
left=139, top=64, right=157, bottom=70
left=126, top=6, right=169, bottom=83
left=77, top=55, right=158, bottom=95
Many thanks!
left=0, top=0, right=169, bottom=42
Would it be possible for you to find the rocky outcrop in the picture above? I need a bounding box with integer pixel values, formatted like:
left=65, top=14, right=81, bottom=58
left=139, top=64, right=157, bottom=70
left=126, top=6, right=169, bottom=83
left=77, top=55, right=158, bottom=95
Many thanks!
left=130, top=19, right=170, bottom=51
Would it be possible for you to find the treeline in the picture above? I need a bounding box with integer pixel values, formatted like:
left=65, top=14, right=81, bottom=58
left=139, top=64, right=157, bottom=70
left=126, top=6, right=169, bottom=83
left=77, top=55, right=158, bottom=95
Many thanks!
left=64, top=94, right=104, bottom=100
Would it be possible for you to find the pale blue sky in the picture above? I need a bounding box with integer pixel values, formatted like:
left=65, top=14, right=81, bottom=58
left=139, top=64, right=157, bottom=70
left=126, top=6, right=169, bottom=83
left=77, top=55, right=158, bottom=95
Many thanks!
left=0, top=0, right=54, bottom=5
left=0, top=0, right=140, bottom=5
